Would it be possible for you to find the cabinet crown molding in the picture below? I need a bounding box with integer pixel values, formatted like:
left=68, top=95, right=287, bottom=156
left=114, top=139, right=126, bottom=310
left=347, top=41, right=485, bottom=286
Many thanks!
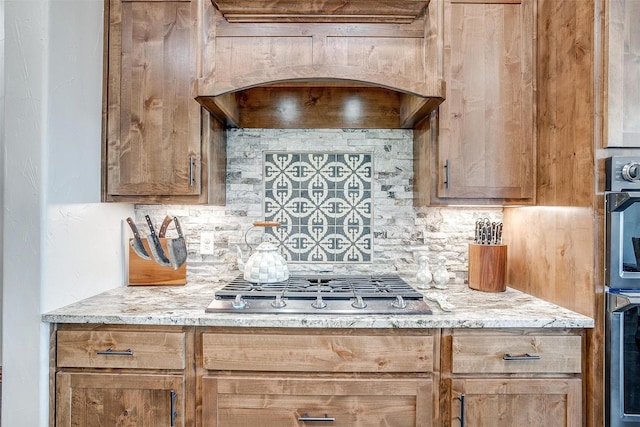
left=211, top=0, right=430, bottom=23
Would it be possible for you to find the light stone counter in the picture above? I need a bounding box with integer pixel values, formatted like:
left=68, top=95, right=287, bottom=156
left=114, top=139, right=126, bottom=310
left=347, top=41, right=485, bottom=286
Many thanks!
left=42, top=276, right=594, bottom=329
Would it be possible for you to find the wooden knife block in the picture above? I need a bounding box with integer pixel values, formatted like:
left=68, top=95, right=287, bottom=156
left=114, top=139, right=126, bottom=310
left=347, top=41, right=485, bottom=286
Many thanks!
left=128, top=238, right=186, bottom=286
left=468, top=243, right=507, bottom=292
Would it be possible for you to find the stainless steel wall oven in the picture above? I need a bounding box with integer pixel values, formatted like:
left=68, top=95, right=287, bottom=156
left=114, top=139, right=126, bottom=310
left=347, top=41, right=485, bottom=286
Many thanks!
left=606, top=156, right=640, bottom=427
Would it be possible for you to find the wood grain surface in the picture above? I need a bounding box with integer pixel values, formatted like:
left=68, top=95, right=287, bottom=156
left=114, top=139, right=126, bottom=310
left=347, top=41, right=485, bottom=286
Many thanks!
left=467, top=244, right=507, bottom=293
left=128, top=238, right=186, bottom=286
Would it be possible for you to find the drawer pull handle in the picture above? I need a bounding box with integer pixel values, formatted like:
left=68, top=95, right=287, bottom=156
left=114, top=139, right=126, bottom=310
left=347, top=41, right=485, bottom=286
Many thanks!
left=298, top=413, right=335, bottom=422
left=458, top=394, right=465, bottom=427
left=170, top=390, right=177, bottom=426
left=189, top=155, right=196, bottom=187
left=503, top=353, right=540, bottom=361
left=96, top=348, right=134, bottom=356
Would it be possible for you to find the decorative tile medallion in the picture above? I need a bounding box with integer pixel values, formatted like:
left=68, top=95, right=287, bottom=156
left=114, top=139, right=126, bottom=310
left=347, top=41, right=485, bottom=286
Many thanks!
left=264, top=152, right=373, bottom=263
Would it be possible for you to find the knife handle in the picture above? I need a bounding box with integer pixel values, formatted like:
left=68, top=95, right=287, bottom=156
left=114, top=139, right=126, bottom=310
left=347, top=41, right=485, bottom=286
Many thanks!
left=145, top=215, right=157, bottom=235
left=173, top=217, right=184, bottom=238
left=158, top=215, right=172, bottom=238
left=253, top=221, right=281, bottom=227
left=126, top=217, right=142, bottom=238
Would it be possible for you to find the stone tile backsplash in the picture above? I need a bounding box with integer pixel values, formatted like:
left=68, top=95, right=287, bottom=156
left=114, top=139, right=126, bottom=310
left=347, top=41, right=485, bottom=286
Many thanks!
left=135, top=128, right=502, bottom=284
left=264, top=152, right=373, bottom=263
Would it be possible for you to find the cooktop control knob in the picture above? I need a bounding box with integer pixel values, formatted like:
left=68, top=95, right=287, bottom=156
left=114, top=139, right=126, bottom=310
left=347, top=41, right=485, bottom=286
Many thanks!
left=271, top=295, right=287, bottom=308
left=351, top=295, right=367, bottom=309
left=232, top=294, right=247, bottom=309
left=392, top=295, right=407, bottom=309
left=622, top=162, right=640, bottom=182
left=311, top=295, right=327, bottom=309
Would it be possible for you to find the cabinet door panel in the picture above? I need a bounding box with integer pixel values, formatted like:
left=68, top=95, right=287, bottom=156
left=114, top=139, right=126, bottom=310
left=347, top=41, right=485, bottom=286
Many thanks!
left=203, top=376, right=433, bottom=427
left=438, top=0, right=534, bottom=200
left=56, top=372, right=185, bottom=427
left=450, top=378, right=582, bottom=427
left=605, top=0, right=640, bottom=147
left=106, top=0, right=201, bottom=198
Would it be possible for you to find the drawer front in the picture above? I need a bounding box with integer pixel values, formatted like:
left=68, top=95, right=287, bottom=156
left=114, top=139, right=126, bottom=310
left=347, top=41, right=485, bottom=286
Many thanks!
left=202, top=333, right=433, bottom=372
left=57, top=330, right=185, bottom=369
left=452, top=333, right=582, bottom=374
left=203, top=376, right=432, bottom=427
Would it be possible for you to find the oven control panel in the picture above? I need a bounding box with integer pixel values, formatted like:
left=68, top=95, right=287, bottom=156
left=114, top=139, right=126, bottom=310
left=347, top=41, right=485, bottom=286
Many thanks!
left=606, top=156, right=640, bottom=191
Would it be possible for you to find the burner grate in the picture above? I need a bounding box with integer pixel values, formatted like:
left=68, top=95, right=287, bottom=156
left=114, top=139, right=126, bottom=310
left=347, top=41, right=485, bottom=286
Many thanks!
left=214, top=274, right=424, bottom=300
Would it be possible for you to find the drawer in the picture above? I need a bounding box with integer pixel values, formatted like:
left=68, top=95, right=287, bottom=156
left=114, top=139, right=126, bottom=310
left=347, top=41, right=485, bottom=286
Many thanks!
left=57, top=330, right=186, bottom=369
left=203, top=376, right=432, bottom=427
left=202, top=332, right=433, bottom=373
left=451, top=332, right=582, bottom=374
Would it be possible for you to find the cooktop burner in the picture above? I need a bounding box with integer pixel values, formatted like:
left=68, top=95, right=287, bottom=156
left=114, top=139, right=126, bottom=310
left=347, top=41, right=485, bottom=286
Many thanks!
left=206, top=274, right=432, bottom=315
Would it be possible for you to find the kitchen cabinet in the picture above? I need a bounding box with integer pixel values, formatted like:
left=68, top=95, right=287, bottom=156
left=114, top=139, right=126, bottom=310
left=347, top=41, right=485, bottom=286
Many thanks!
left=442, top=329, right=583, bottom=427
left=199, top=329, right=436, bottom=426
left=603, top=0, right=640, bottom=147
left=50, top=325, right=585, bottom=427
left=52, top=325, right=195, bottom=426
left=204, top=376, right=431, bottom=426
left=103, top=0, right=226, bottom=204
left=56, top=372, right=185, bottom=426
left=418, top=0, right=534, bottom=203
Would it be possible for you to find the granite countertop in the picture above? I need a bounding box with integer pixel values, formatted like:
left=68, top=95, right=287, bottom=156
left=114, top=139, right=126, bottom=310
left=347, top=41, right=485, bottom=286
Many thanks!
left=41, top=275, right=594, bottom=329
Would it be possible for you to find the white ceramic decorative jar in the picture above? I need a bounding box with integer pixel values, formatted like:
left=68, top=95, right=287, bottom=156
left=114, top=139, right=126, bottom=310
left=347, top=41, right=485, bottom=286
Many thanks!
left=416, top=256, right=433, bottom=290
left=432, top=256, right=450, bottom=290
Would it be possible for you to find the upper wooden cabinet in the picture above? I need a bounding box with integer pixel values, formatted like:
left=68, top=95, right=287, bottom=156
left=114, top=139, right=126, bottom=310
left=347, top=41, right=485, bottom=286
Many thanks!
left=103, top=0, right=225, bottom=204
left=416, top=0, right=534, bottom=204
left=195, top=0, right=444, bottom=129
left=603, top=0, right=640, bottom=147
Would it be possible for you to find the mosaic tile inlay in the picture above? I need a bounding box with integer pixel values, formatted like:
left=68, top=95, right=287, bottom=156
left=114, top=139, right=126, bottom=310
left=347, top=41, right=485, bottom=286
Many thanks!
left=264, top=152, right=373, bottom=263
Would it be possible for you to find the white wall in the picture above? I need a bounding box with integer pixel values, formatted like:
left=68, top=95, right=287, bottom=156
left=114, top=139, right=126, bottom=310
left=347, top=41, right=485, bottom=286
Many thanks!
left=0, top=0, right=5, bottom=368
left=3, top=1, right=133, bottom=425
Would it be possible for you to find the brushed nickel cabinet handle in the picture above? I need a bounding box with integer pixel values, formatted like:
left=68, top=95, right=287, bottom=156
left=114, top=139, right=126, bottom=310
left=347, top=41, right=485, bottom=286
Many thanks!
left=503, top=353, right=541, bottom=361
left=298, top=413, right=335, bottom=422
left=170, top=390, right=177, bottom=426
left=96, top=348, right=134, bottom=356
left=189, top=155, right=196, bottom=187
left=444, top=159, right=450, bottom=189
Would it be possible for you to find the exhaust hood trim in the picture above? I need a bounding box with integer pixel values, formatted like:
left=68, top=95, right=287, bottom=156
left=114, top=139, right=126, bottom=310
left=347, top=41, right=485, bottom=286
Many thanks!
left=196, top=79, right=445, bottom=130
left=211, top=0, right=431, bottom=24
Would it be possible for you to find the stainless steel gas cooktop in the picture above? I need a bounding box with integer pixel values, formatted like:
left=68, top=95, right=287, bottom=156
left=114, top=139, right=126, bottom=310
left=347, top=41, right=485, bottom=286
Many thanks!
left=205, top=274, right=432, bottom=314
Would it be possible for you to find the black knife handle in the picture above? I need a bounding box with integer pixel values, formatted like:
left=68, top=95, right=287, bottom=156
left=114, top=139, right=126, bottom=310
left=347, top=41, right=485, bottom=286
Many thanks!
left=145, top=215, right=157, bottom=235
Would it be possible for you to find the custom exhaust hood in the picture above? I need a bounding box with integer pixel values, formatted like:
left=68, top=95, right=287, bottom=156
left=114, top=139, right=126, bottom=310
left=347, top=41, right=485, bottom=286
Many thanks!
left=195, top=0, right=444, bottom=129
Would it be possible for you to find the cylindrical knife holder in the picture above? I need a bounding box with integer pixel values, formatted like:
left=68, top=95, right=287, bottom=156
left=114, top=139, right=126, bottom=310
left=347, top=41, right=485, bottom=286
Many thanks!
left=468, top=244, right=507, bottom=292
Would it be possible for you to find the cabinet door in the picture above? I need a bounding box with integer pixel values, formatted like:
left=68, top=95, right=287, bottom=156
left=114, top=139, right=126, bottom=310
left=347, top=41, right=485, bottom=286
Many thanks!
left=604, top=0, right=640, bottom=147
left=105, top=0, right=203, bottom=201
left=437, top=0, right=534, bottom=200
left=56, top=372, right=185, bottom=426
left=450, top=378, right=582, bottom=427
left=203, top=376, right=433, bottom=426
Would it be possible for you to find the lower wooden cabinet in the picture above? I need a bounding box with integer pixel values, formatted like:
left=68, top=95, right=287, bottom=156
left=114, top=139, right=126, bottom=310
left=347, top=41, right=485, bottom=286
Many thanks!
left=199, top=329, right=436, bottom=426
left=449, top=378, right=582, bottom=427
left=202, top=376, right=433, bottom=427
left=443, top=329, right=583, bottom=427
left=50, top=325, right=584, bottom=427
left=55, top=372, right=185, bottom=426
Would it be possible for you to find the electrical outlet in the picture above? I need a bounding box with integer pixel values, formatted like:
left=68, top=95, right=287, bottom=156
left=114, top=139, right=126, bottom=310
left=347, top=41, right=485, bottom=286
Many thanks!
left=200, top=231, right=214, bottom=255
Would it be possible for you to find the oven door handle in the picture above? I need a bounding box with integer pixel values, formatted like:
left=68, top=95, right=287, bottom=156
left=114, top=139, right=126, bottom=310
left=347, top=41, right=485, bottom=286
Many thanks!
left=503, top=353, right=541, bottom=361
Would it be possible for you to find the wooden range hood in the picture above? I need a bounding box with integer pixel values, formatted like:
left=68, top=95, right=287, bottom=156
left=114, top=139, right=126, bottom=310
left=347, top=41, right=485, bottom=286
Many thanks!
left=196, top=0, right=444, bottom=129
